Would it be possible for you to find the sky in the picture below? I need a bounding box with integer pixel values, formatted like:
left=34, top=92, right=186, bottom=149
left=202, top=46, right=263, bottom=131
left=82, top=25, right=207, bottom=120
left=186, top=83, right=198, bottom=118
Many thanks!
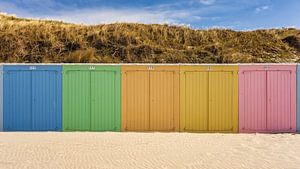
left=0, top=0, right=299, bottom=30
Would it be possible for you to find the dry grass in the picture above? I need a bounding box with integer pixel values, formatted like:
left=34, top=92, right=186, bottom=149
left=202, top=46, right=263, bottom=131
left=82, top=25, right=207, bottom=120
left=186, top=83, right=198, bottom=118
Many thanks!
left=0, top=14, right=299, bottom=63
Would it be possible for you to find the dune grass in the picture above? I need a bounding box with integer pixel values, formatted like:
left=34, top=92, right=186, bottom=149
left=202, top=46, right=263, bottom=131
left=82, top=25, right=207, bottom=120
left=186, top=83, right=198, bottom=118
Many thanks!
left=0, top=14, right=299, bottom=63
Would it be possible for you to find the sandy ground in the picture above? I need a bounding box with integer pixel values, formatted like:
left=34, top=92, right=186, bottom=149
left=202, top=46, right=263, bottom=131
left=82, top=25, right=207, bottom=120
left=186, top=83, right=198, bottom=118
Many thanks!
left=0, top=133, right=299, bottom=169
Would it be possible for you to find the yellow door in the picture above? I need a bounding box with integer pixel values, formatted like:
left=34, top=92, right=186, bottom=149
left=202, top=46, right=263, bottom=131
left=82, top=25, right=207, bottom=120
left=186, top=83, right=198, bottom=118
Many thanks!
left=150, top=71, right=175, bottom=131
left=180, top=65, right=238, bottom=133
left=122, top=70, right=150, bottom=131
left=209, top=71, right=237, bottom=132
left=183, top=71, right=209, bottom=131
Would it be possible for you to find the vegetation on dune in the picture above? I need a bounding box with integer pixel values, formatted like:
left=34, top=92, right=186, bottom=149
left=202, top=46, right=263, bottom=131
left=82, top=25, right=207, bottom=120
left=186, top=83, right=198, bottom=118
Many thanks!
left=0, top=14, right=299, bottom=63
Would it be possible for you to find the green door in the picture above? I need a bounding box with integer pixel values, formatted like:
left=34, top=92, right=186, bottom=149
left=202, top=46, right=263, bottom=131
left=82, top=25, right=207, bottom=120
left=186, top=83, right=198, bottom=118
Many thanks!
left=63, top=65, right=121, bottom=131
left=63, top=70, right=90, bottom=130
left=91, top=71, right=121, bottom=131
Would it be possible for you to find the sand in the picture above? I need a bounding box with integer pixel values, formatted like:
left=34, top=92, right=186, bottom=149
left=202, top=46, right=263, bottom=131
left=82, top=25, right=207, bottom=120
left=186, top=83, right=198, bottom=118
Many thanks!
left=0, top=132, right=299, bottom=169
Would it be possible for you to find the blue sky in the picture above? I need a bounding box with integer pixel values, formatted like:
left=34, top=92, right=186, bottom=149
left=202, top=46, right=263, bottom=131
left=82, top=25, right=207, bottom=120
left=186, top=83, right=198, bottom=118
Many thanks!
left=0, top=0, right=299, bottom=30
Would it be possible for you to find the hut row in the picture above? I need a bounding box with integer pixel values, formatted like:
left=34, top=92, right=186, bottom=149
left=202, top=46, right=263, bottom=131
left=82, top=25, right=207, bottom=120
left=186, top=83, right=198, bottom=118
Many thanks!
left=0, top=64, right=298, bottom=133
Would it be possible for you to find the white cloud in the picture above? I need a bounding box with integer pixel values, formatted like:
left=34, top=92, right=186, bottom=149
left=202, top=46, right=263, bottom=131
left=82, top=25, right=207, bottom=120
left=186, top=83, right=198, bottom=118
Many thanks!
left=255, top=5, right=269, bottom=13
left=196, top=0, right=216, bottom=5
left=48, top=8, right=179, bottom=24
left=0, top=1, right=204, bottom=25
left=35, top=7, right=201, bottom=25
left=0, top=0, right=224, bottom=28
left=0, top=1, right=32, bottom=17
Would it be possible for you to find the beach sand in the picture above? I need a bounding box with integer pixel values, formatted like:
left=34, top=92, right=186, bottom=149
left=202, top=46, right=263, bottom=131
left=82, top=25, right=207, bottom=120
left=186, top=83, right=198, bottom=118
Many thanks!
left=0, top=132, right=299, bottom=169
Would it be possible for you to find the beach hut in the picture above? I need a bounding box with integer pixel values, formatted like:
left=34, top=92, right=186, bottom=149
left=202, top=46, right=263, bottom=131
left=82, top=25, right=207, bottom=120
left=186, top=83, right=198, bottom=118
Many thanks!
left=239, top=64, right=296, bottom=133
left=121, top=65, right=180, bottom=131
left=3, top=65, right=62, bottom=131
left=62, top=65, right=121, bottom=131
left=180, top=65, right=239, bottom=133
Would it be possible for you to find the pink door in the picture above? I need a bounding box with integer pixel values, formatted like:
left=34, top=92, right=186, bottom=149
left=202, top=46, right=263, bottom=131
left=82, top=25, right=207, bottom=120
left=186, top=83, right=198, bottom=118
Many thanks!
left=267, top=68, right=296, bottom=132
left=239, top=65, right=296, bottom=133
left=239, top=66, right=267, bottom=132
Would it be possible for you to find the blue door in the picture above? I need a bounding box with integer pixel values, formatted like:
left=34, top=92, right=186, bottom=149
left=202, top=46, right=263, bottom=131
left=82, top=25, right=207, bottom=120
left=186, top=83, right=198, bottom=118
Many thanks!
left=32, top=71, right=62, bottom=131
left=0, top=65, right=3, bottom=131
left=4, top=71, right=32, bottom=130
left=3, top=65, right=62, bottom=131
left=297, top=65, right=300, bottom=132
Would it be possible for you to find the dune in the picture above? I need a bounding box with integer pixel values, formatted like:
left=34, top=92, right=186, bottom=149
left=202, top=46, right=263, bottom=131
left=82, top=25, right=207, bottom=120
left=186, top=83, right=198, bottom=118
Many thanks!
left=0, top=132, right=299, bottom=169
left=1, top=14, right=300, bottom=63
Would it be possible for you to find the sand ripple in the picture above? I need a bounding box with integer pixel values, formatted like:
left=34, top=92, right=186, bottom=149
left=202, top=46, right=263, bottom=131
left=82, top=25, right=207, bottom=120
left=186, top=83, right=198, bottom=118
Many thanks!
left=0, top=132, right=299, bottom=169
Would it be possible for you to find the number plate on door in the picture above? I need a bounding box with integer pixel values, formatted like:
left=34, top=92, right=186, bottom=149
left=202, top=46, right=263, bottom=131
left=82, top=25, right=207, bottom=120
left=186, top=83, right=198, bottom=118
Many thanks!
left=148, top=66, right=155, bottom=70
left=29, top=66, right=36, bottom=70
left=89, top=66, right=95, bottom=70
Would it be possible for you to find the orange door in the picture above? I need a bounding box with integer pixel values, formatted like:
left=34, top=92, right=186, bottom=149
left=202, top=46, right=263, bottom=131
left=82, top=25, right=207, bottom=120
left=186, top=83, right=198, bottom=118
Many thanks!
left=122, top=65, right=179, bottom=131
left=122, top=70, right=150, bottom=131
left=150, top=71, right=175, bottom=131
